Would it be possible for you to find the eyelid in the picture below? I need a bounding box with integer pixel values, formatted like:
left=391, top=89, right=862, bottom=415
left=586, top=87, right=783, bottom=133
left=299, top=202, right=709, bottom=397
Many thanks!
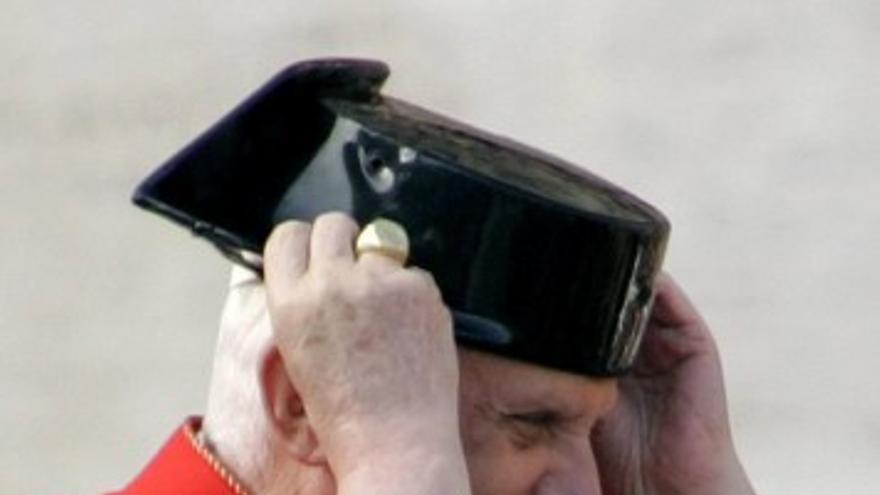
left=518, top=405, right=587, bottom=418
left=504, top=409, right=589, bottom=434
left=507, top=410, right=563, bottom=425
left=499, top=411, right=557, bottom=450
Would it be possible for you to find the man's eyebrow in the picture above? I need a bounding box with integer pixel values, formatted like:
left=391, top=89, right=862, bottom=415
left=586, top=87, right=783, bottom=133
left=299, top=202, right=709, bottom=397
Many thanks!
left=488, top=394, right=586, bottom=422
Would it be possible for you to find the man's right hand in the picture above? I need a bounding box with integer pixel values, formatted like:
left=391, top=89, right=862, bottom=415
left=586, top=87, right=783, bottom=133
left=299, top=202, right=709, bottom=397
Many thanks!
left=263, top=213, right=471, bottom=495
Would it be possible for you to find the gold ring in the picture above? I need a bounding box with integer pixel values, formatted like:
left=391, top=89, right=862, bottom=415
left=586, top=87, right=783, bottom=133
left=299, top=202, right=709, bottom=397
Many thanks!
left=355, top=218, right=410, bottom=264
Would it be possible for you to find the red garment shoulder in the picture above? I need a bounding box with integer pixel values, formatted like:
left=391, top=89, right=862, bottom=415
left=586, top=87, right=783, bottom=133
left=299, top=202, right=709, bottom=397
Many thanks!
left=105, top=417, right=244, bottom=495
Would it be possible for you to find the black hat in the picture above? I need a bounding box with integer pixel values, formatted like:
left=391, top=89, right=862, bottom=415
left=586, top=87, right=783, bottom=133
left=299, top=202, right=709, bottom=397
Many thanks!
left=134, top=58, right=670, bottom=377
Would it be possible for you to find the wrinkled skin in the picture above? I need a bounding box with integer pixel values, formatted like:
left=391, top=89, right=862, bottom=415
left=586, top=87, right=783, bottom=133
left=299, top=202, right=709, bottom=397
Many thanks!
left=592, top=275, right=755, bottom=495
left=264, top=213, right=468, bottom=495
left=456, top=348, right=617, bottom=495
left=263, top=213, right=754, bottom=495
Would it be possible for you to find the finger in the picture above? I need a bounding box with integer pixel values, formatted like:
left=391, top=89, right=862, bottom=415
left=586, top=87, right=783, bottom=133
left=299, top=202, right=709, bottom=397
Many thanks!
left=264, top=220, right=312, bottom=292
left=642, top=273, right=718, bottom=360
left=649, top=272, right=705, bottom=329
left=406, top=266, right=443, bottom=299
left=309, top=212, right=360, bottom=269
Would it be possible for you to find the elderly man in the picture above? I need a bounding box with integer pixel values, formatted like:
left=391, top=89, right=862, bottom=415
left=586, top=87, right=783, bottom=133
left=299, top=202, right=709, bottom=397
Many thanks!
left=110, top=212, right=754, bottom=495
left=112, top=59, right=755, bottom=495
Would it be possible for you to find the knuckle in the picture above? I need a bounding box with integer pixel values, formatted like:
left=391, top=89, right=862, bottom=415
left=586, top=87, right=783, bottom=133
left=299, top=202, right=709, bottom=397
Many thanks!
left=387, top=271, right=420, bottom=294
left=272, top=219, right=312, bottom=239
left=265, top=220, right=310, bottom=256
left=346, top=276, right=375, bottom=303
left=403, top=268, right=442, bottom=300
left=310, top=275, right=343, bottom=302
left=409, top=266, right=437, bottom=285
left=315, top=211, right=358, bottom=231
left=434, top=305, right=453, bottom=329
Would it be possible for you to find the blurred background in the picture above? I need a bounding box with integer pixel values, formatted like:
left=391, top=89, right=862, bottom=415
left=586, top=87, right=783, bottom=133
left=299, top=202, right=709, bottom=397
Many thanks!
left=2, top=0, right=878, bottom=493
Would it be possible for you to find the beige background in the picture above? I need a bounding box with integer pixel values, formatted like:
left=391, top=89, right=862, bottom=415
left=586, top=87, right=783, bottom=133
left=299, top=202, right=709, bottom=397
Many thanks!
left=2, top=1, right=878, bottom=493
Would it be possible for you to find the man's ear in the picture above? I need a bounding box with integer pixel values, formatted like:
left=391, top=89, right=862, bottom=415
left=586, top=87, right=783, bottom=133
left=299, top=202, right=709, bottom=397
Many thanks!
left=259, top=347, right=325, bottom=465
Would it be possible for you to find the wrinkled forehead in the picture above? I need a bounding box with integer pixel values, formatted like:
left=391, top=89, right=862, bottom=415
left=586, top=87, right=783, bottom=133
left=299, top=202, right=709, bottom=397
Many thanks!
left=456, top=348, right=618, bottom=418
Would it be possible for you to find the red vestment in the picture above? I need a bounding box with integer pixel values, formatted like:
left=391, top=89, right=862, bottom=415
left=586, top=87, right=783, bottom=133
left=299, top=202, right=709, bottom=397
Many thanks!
left=107, top=417, right=245, bottom=495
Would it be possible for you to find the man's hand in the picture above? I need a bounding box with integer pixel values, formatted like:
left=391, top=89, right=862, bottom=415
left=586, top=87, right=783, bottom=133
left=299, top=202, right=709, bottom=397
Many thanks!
left=263, top=213, right=471, bottom=495
left=593, top=274, right=755, bottom=495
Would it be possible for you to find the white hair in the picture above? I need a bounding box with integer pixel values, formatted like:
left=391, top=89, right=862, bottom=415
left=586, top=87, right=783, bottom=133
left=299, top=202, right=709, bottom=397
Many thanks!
left=203, top=266, right=275, bottom=485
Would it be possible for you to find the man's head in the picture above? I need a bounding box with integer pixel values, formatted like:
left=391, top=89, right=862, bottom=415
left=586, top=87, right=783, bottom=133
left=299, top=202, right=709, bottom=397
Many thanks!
left=457, top=348, right=617, bottom=495
left=203, top=267, right=617, bottom=495
left=137, top=58, right=754, bottom=495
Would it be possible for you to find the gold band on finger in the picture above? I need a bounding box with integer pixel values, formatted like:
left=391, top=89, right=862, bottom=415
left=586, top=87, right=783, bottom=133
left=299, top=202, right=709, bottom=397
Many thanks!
left=355, top=218, right=410, bottom=264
